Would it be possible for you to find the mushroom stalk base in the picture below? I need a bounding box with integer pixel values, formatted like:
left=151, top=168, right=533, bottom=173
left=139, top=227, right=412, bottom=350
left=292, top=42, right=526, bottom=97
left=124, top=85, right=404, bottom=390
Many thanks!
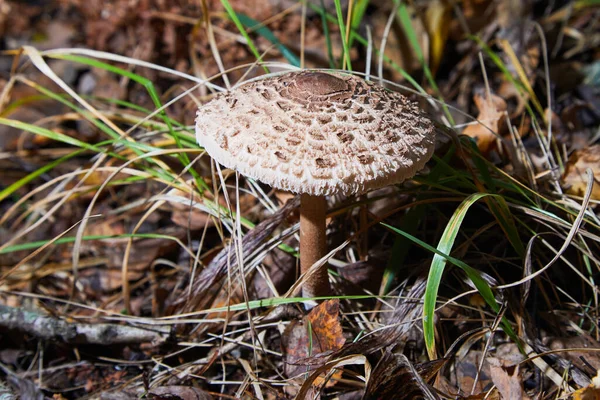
left=300, top=194, right=330, bottom=299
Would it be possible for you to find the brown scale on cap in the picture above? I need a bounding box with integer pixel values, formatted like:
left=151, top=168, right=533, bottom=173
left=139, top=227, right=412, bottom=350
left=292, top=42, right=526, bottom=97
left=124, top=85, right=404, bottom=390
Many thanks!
left=196, top=70, right=435, bottom=197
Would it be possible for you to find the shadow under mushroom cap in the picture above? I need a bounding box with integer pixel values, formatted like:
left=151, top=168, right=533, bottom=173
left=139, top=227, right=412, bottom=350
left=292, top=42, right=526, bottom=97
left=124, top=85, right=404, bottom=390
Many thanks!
left=195, top=70, right=436, bottom=196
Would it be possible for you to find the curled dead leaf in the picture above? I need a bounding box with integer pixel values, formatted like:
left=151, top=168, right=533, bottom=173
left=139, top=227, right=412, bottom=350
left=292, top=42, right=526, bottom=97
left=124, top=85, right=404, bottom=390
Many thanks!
left=563, top=145, right=600, bottom=200
left=463, top=92, right=507, bottom=153
left=498, top=80, right=527, bottom=118
left=425, top=0, right=451, bottom=76
left=488, top=357, right=531, bottom=400
left=282, top=299, right=346, bottom=394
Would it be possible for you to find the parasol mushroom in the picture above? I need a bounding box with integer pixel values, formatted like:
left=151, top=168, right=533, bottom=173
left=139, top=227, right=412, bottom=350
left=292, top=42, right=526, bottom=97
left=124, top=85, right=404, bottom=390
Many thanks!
left=195, top=70, right=435, bottom=300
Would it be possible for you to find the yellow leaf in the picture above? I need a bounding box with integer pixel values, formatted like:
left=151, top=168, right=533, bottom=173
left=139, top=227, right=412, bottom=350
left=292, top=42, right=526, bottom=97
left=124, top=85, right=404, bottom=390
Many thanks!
left=425, top=0, right=451, bottom=75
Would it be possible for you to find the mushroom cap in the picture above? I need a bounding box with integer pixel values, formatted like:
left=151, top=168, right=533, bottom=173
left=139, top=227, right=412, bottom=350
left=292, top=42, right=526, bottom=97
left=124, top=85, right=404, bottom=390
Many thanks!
left=195, top=70, right=435, bottom=196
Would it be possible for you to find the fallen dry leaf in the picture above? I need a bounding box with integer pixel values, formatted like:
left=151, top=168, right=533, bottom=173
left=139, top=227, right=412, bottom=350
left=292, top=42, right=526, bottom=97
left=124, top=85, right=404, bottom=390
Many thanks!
left=281, top=299, right=346, bottom=389
left=463, top=92, right=507, bottom=153
left=498, top=80, right=527, bottom=118
left=572, top=385, right=600, bottom=400
left=337, top=259, right=384, bottom=295
left=306, top=299, right=346, bottom=353
left=454, top=349, right=494, bottom=395
left=562, top=144, right=600, bottom=200
left=488, top=357, right=531, bottom=400
left=425, top=0, right=451, bottom=76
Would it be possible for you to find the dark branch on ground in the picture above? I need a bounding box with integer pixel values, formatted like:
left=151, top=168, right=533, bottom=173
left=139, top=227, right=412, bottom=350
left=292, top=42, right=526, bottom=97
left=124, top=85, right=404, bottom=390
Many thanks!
left=0, top=304, right=170, bottom=345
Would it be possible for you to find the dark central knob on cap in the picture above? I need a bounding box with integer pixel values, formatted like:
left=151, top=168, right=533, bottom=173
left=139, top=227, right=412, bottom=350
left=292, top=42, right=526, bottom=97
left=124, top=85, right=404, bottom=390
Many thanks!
left=294, top=72, right=349, bottom=96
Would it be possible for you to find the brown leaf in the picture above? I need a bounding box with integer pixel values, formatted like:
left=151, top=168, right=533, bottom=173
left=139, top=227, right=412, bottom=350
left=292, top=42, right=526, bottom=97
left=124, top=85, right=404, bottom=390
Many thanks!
left=84, top=219, right=125, bottom=237
left=498, top=80, right=527, bottom=118
left=454, top=349, right=493, bottom=395
left=282, top=319, right=311, bottom=378
left=306, top=299, right=346, bottom=353
left=337, top=259, right=384, bottom=295
left=282, top=299, right=346, bottom=380
left=463, top=92, right=507, bottom=153
left=562, top=145, right=600, bottom=200
left=488, top=357, right=530, bottom=400
left=99, top=391, right=138, bottom=400
left=424, top=0, right=451, bottom=76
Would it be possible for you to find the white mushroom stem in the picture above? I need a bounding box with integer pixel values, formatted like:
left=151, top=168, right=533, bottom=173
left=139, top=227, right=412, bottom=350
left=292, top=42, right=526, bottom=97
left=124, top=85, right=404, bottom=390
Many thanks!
left=300, top=194, right=330, bottom=298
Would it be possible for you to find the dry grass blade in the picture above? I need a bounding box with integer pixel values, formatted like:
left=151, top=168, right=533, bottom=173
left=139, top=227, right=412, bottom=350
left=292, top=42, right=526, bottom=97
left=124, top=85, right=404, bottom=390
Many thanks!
left=365, top=353, right=442, bottom=399
left=296, top=354, right=371, bottom=399
left=500, top=168, right=596, bottom=290
left=177, top=196, right=300, bottom=314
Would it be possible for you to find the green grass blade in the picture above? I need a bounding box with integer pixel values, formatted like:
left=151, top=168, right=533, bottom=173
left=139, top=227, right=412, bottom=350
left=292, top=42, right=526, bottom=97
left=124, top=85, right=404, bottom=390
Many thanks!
left=306, top=2, right=426, bottom=94
left=0, top=118, right=104, bottom=153
left=333, top=0, right=352, bottom=70
left=237, top=13, right=300, bottom=67
left=319, top=0, right=336, bottom=68
left=0, top=116, right=191, bottom=192
left=49, top=53, right=209, bottom=192
left=351, top=0, right=370, bottom=28
left=395, top=2, right=453, bottom=124
left=383, top=217, right=519, bottom=359
left=349, top=0, right=369, bottom=48
left=50, top=55, right=181, bottom=144
left=12, top=79, right=121, bottom=141
left=466, top=140, right=526, bottom=256
left=471, top=36, right=543, bottom=117
left=423, top=192, right=490, bottom=358
left=383, top=191, right=517, bottom=359
left=0, top=233, right=167, bottom=254
left=381, top=145, right=457, bottom=294
left=95, top=97, right=198, bottom=146
left=220, top=0, right=269, bottom=73
left=0, top=150, right=84, bottom=203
